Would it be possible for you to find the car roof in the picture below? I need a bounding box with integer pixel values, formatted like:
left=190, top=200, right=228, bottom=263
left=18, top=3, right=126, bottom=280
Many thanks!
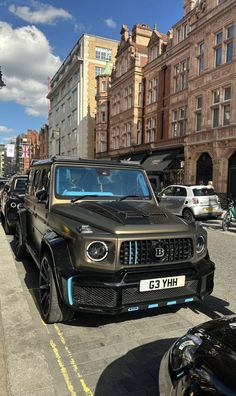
left=165, top=184, right=213, bottom=189
left=30, top=156, right=144, bottom=169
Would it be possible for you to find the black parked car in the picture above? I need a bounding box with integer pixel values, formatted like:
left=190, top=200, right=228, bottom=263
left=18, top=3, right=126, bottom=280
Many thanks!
left=0, top=174, right=28, bottom=234
left=159, top=315, right=236, bottom=395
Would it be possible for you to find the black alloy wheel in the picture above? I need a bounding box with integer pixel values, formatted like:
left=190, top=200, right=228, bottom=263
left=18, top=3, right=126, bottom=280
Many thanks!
left=14, top=221, right=26, bottom=259
left=183, top=208, right=195, bottom=223
left=39, top=253, right=74, bottom=324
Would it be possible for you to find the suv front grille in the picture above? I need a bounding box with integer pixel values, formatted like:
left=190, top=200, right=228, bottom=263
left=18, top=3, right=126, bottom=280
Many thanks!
left=72, top=285, right=117, bottom=307
left=119, top=238, right=193, bottom=265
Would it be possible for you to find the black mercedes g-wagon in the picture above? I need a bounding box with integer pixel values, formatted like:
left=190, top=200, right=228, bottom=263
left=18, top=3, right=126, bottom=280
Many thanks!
left=14, top=157, right=215, bottom=323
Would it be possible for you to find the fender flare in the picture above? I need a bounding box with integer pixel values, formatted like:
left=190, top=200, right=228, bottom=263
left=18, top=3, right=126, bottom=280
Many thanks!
left=40, top=230, right=74, bottom=302
left=17, top=208, right=28, bottom=242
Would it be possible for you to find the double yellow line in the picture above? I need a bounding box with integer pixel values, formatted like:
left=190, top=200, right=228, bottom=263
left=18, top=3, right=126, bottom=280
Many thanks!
left=42, top=320, right=94, bottom=396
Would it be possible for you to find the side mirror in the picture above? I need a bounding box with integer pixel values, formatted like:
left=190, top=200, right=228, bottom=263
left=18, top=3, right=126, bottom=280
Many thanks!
left=36, top=189, right=47, bottom=202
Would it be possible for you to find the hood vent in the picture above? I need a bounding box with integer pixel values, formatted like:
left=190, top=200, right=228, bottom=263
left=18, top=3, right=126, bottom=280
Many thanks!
left=79, top=202, right=166, bottom=225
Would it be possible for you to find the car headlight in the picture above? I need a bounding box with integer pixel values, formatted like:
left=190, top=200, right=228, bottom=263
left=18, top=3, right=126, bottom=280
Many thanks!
left=86, top=241, right=108, bottom=262
left=170, top=333, right=202, bottom=372
left=10, top=201, right=17, bottom=208
left=196, top=235, right=205, bottom=254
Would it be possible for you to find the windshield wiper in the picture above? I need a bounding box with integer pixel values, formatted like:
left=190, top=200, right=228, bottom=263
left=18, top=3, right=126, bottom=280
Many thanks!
left=119, top=195, right=144, bottom=201
left=71, top=194, right=101, bottom=203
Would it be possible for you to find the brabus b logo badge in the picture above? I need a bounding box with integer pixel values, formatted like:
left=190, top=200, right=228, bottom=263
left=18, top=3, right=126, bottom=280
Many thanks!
left=154, top=247, right=165, bottom=258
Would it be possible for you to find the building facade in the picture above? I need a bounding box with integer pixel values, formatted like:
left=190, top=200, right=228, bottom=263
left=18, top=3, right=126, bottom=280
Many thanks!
left=0, top=144, right=5, bottom=177
left=39, top=124, right=49, bottom=159
left=96, top=0, right=236, bottom=199
left=15, top=130, right=39, bottom=174
left=47, top=34, right=118, bottom=159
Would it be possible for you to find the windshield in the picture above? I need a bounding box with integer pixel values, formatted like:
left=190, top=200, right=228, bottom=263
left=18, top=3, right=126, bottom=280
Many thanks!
left=193, top=187, right=216, bottom=196
left=13, top=178, right=27, bottom=193
left=55, top=166, right=151, bottom=200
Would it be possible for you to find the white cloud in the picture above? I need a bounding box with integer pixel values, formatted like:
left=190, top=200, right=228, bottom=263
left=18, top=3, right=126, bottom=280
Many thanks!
left=9, top=1, right=72, bottom=25
left=74, top=23, right=86, bottom=33
left=0, top=125, right=13, bottom=133
left=104, top=18, right=116, bottom=29
left=0, top=21, right=61, bottom=117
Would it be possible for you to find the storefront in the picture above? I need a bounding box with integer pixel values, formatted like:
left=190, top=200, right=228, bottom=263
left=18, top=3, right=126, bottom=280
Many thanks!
left=141, top=148, right=184, bottom=191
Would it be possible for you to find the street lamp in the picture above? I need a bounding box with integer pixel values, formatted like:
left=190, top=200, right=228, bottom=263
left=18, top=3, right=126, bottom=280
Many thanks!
left=0, top=67, right=6, bottom=89
left=51, top=128, right=61, bottom=155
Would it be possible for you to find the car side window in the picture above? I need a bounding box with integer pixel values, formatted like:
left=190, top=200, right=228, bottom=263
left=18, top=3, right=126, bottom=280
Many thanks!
left=163, top=186, right=175, bottom=196
left=31, top=169, right=41, bottom=197
left=26, top=170, right=35, bottom=195
left=175, top=187, right=187, bottom=197
left=38, top=168, right=50, bottom=192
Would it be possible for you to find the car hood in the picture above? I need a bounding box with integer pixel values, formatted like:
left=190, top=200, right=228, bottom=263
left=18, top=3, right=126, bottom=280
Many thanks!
left=51, top=200, right=192, bottom=235
left=194, top=315, right=236, bottom=353
left=191, top=316, right=236, bottom=392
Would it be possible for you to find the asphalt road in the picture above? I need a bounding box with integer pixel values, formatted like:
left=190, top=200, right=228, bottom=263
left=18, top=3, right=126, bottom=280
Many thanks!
left=3, top=220, right=236, bottom=396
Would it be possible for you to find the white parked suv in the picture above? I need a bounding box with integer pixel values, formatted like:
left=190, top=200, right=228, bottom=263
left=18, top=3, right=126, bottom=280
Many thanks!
left=158, top=184, right=223, bottom=223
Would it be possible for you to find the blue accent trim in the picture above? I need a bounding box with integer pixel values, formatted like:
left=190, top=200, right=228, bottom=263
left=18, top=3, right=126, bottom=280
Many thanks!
left=128, top=306, right=139, bottom=312
left=185, top=297, right=194, bottom=303
left=67, top=277, right=73, bottom=305
left=167, top=300, right=177, bottom=306
left=177, top=371, right=185, bottom=378
left=135, top=241, right=138, bottom=264
left=129, top=241, right=132, bottom=264
left=148, top=303, right=159, bottom=309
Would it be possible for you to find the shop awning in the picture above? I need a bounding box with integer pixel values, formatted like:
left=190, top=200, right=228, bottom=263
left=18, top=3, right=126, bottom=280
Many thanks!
left=119, top=152, right=147, bottom=163
left=142, top=153, right=173, bottom=172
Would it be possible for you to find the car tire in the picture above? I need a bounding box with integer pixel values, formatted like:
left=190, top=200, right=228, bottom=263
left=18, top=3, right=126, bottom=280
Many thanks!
left=183, top=208, right=195, bottom=223
left=39, top=252, right=74, bottom=324
left=14, top=221, right=27, bottom=259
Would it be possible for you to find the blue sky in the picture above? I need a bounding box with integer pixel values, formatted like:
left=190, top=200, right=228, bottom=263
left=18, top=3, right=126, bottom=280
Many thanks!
left=0, top=0, right=183, bottom=144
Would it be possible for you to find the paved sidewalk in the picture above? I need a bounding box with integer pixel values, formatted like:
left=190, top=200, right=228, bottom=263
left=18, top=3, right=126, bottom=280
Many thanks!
left=0, top=225, right=57, bottom=395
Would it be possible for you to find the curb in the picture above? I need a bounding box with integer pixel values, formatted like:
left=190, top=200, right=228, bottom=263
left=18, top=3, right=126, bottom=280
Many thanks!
left=0, top=225, right=57, bottom=395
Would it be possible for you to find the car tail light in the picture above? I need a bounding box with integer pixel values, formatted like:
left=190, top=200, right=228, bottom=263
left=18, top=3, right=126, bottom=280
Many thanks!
left=192, top=198, right=199, bottom=204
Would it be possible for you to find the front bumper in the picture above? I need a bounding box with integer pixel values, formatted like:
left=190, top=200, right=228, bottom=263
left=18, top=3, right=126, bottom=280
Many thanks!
left=60, top=257, right=215, bottom=314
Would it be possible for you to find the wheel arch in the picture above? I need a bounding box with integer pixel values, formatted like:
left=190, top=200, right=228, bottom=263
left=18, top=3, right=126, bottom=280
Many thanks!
left=40, top=231, right=74, bottom=304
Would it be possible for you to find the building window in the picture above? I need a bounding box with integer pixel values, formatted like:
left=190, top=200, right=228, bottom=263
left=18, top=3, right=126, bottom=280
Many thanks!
left=226, top=25, right=234, bottom=63
left=124, top=122, right=131, bottom=147
left=138, top=83, right=142, bottom=107
left=177, top=27, right=181, bottom=44
left=148, top=78, right=158, bottom=103
left=172, top=110, right=178, bottom=137
left=124, top=87, right=128, bottom=110
left=137, top=120, right=142, bottom=144
left=195, top=96, right=202, bottom=132
left=146, top=118, right=156, bottom=142
left=212, top=89, right=220, bottom=128
left=128, top=85, right=133, bottom=108
left=173, top=59, right=188, bottom=93
left=171, top=107, right=187, bottom=137
left=223, top=104, right=230, bottom=126
left=100, top=133, right=107, bottom=152
left=215, top=31, right=223, bottom=67
left=102, top=81, right=107, bottom=92
left=95, top=66, right=105, bottom=76
left=95, top=47, right=112, bottom=61
left=198, top=42, right=205, bottom=74
left=101, top=104, right=107, bottom=123
left=223, top=86, right=231, bottom=126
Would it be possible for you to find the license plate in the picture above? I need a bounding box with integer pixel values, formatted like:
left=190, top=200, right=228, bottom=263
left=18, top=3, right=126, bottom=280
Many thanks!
left=139, top=275, right=185, bottom=292
left=204, top=207, right=216, bottom=212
